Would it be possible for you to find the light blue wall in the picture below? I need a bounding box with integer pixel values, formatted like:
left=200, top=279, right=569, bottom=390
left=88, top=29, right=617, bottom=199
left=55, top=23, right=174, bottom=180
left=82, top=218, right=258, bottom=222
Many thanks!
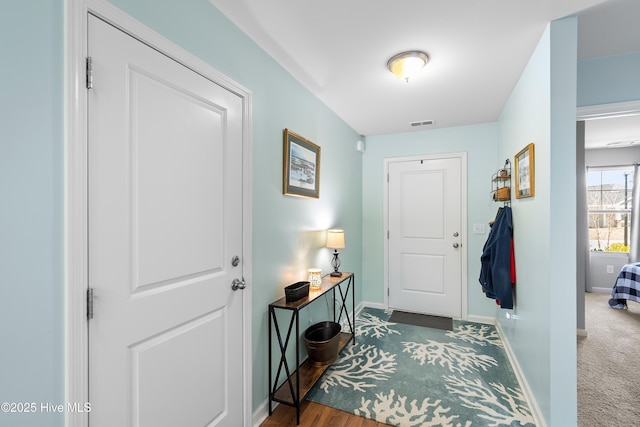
left=497, top=17, right=578, bottom=426
left=577, top=50, right=640, bottom=107
left=548, top=17, right=578, bottom=425
left=362, top=123, right=500, bottom=319
left=0, top=2, right=64, bottom=426
left=497, top=24, right=552, bottom=421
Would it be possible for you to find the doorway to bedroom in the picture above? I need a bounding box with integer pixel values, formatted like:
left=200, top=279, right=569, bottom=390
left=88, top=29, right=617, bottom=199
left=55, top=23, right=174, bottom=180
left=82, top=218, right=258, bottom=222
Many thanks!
left=578, top=109, right=640, bottom=426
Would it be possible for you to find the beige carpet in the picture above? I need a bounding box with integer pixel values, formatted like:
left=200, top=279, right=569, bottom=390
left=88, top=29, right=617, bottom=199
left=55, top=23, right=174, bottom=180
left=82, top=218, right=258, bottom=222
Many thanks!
left=578, top=292, right=640, bottom=426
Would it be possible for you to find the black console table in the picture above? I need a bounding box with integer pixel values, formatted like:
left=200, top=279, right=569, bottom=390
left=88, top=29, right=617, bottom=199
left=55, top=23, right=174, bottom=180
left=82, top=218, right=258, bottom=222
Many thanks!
left=268, top=272, right=355, bottom=424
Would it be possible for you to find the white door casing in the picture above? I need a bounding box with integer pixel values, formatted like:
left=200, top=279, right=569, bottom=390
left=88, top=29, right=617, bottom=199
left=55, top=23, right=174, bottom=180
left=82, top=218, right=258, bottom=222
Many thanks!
left=82, top=11, right=250, bottom=427
left=386, top=154, right=467, bottom=318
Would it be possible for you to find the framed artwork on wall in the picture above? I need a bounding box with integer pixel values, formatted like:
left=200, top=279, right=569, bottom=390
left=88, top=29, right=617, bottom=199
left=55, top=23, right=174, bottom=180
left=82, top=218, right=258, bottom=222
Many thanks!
left=514, top=142, right=535, bottom=199
left=283, top=129, right=321, bottom=198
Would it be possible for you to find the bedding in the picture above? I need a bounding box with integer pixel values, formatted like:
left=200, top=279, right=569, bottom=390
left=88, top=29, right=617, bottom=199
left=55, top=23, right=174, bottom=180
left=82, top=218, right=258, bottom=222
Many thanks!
left=609, top=262, right=640, bottom=309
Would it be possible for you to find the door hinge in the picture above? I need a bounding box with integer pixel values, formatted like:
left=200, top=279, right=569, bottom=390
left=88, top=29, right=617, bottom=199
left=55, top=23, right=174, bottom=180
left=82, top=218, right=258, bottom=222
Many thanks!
left=387, top=230, right=390, bottom=239
left=87, top=288, right=94, bottom=320
left=86, top=57, right=93, bottom=89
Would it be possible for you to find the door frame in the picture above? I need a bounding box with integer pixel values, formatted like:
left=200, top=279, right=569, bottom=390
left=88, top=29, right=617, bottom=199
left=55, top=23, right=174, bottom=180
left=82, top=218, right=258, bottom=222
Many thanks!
left=576, top=100, right=640, bottom=333
left=64, top=1, right=253, bottom=425
left=383, top=153, right=468, bottom=319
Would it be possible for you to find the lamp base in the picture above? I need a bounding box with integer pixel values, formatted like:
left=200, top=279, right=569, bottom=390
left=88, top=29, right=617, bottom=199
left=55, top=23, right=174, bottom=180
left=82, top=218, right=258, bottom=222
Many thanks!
left=330, top=271, right=343, bottom=277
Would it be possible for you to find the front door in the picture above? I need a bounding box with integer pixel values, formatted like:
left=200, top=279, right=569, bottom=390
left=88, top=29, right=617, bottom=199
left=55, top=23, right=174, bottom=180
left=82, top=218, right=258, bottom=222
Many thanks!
left=388, top=155, right=463, bottom=318
left=88, top=15, right=246, bottom=426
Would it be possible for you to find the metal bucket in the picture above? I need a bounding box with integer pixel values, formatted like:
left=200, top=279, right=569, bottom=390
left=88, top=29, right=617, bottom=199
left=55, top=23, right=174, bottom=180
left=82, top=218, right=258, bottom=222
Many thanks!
left=303, top=321, right=341, bottom=366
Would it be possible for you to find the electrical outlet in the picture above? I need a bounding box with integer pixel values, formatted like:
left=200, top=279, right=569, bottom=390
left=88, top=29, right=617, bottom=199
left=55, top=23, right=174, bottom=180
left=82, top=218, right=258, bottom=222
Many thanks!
left=607, top=265, right=614, bottom=274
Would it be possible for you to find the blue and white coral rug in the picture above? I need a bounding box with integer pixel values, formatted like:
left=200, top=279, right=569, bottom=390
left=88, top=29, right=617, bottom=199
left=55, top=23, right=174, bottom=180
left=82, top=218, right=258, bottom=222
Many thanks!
left=307, top=307, right=535, bottom=427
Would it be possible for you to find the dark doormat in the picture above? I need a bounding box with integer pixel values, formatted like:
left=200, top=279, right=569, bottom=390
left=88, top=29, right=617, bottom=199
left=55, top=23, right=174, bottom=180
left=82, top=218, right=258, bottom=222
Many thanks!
left=388, top=310, right=453, bottom=331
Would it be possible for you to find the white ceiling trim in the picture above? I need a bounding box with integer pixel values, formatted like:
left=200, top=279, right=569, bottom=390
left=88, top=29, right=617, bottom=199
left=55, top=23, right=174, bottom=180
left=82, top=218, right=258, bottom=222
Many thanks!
left=577, top=100, right=640, bottom=121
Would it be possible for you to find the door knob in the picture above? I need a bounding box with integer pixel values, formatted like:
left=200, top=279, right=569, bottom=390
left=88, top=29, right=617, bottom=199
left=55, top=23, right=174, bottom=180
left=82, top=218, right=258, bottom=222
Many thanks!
left=452, top=243, right=460, bottom=248
left=232, top=278, right=246, bottom=291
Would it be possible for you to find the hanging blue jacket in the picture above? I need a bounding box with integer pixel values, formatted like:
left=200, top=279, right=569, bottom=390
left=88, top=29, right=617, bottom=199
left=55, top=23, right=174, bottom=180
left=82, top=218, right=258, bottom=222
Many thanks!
left=479, top=206, right=514, bottom=309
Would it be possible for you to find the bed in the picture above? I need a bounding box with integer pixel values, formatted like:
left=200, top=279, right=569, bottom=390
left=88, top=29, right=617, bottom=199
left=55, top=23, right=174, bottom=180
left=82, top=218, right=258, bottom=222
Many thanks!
left=609, top=262, right=640, bottom=309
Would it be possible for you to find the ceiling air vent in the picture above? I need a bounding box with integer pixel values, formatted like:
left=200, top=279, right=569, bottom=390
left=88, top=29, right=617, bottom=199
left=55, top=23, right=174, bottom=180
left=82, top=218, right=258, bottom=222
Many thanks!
left=410, top=120, right=434, bottom=127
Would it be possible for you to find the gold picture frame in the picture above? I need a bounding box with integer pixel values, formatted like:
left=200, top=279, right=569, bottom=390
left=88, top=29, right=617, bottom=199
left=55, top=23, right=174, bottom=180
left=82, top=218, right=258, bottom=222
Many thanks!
left=514, top=142, right=535, bottom=199
left=283, top=129, right=321, bottom=198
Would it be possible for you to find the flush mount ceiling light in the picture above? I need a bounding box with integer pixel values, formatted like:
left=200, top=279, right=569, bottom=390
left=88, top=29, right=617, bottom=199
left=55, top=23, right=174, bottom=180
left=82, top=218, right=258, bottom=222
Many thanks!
left=387, top=51, right=429, bottom=82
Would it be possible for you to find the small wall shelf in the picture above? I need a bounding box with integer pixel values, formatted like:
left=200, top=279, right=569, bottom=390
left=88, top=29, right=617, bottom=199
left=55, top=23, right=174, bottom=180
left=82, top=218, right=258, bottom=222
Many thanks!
left=491, top=159, right=511, bottom=205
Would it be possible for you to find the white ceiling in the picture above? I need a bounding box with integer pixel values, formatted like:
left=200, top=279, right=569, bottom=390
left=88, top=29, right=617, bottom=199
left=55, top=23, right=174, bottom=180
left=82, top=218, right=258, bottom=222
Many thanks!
left=210, top=0, right=640, bottom=145
left=585, top=115, right=640, bottom=150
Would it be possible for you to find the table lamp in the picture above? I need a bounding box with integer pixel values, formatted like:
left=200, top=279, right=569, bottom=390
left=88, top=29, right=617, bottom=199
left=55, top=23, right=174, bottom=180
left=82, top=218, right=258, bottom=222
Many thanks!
left=326, top=229, right=345, bottom=277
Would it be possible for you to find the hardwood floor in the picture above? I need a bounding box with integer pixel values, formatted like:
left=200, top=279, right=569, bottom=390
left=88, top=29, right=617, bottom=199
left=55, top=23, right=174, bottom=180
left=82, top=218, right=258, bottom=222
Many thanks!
left=260, top=401, right=392, bottom=427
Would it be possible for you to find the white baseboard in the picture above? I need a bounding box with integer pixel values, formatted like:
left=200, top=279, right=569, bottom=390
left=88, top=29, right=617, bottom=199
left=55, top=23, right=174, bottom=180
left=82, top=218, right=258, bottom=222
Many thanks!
left=495, top=322, right=547, bottom=427
left=591, top=287, right=612, bottom=293
left=252, top=399, right=270, bottom=427
left=361, top=301, right=385, bottom=310
left=577, top=328, right=588, bottom=337
left=466, top=314, right=496, bottom=325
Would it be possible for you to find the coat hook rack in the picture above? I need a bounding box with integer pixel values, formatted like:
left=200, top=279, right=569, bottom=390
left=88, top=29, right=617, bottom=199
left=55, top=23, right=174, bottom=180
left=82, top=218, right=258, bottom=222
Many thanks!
left=491, top=159, right=511, bottom=206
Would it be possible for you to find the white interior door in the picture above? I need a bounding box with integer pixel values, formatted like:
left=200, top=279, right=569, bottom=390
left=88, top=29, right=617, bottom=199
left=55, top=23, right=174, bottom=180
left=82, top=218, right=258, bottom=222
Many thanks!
left=388, top=155, right=463, bottom=318
left=88, top=15, right=245, bottom=426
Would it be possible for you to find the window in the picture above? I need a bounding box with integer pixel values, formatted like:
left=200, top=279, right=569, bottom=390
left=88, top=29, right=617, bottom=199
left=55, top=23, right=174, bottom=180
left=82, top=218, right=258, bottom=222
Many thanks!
left=587, top=167, right=634, bottom=252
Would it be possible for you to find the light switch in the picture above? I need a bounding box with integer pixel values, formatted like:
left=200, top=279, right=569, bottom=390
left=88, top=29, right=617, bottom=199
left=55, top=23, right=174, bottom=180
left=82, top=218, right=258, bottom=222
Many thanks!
left=473, top=223, right=486, bottom=234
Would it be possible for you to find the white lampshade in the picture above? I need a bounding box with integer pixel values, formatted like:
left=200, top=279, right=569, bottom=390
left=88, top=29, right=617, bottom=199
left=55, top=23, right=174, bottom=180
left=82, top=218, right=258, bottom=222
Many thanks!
left=326, top=229, right=345, bottom=249
left=387, top=51, right=429, bottom=82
